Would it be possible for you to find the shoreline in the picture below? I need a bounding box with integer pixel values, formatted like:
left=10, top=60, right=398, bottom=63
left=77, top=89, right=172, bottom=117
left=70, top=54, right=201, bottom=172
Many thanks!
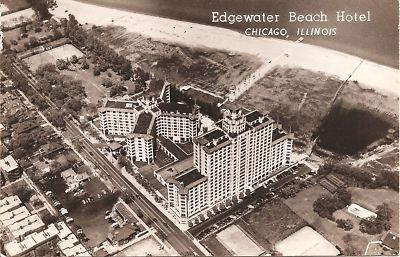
left=74, top=0, right=398, bottom=69
left=52, top=0, right=399, bottom=97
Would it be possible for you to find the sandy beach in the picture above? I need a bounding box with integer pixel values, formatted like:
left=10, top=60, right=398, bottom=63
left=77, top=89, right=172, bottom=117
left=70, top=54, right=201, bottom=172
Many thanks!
left=51, top=0, right=399, bottom=97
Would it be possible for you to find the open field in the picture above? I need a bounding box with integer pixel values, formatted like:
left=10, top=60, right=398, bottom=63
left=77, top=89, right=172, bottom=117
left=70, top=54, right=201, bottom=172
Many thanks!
left=284, top=184, right=394, bottom=255
left=237, top=66, right=340, bottom=142
left=237, top=66, right=399, bottom=150
left=317, top=82, right=398, bottom=155
left=90, top=25, right=262, bottom=96
left=24, top=44, right=84, bottom=71
left=4, top=22, right=61, bottom=54
left=60, top=68, right=107, bottom=105
left=118, top=236, right=169, bottom=256
left=239, top=199, right=307, bottom=249
left=1, top=0, right=29, bottom=11
left=0, top=8, right=34, bottom=28
left=215, top=224, right=264, bottom=256
left=276, top=226, right=340, bottom=256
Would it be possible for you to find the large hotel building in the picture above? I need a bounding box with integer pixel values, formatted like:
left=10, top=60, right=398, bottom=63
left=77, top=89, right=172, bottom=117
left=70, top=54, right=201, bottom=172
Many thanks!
left=99, top=86, right=293, bottom=224
left=163, top=107, right=293, bottom=223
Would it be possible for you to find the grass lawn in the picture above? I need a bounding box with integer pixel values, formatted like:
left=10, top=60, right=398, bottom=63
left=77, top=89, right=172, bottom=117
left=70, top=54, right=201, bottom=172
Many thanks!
left=284, top=184, right=393, bottom=255
left=238, top=199, right=307, bottom=250
left=24, top=44, right=84, bottom=71
left=347, top=187, right=399, bottom=234
left=0, top=8, right=34, bottom=28
left=61, top=68, right=107, bottom=106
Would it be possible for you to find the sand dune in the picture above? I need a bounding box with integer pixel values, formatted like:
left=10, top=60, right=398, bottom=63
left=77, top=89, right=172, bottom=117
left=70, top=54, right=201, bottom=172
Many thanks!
left=51, top=0, right=399, bottom=97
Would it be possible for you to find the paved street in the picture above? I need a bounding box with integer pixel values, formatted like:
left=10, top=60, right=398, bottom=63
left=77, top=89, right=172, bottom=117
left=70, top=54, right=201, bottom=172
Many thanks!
left=8, top=59, right=206, bottom=256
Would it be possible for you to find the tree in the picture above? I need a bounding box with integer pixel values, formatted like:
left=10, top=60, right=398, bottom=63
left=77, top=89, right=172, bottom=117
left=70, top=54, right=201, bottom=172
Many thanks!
left=63, top=97, right=84, bottom=114
left=336, top=188, right=352, bottom=206
left=20, top=26, right=28, bottom=34
left=26, top=0, right=51, bottom=20
left=52, top=28, right=63, bottom=40
left=28, top=36, right=39, bottom=49
left=46, top=108, right=66, bottom=128
left=110, top=85, right=127, bottom=97
left=93, top=67, right=101, bottom=76
left=30, top=94, right=49, bottom=110
left=81, top=60, right=89, bottom=70
left=359, top=218, right=384, bottom=234
left=12, top=186, right=33, bottom=203
left=378, top=171, right=399, bottom=191
left=56, top=59, right=68, bottom=70
left=376, top=203, right=393, bottom=221
left=359, top=203, right=393, bottom=234
left=336, top=219, right=353, bottom=231
left=102, top=78, right=113, bottom=88
left=36, top=63, right=57, bottom=76
left=70, top=55, right=78, bottom=64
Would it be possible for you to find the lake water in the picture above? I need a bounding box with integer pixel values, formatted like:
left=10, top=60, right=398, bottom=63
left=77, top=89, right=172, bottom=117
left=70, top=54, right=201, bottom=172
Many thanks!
left=77, top=0, right=398, bottom=68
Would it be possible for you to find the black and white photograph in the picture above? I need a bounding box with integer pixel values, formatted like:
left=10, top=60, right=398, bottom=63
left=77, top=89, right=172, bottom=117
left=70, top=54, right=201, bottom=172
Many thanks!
left=0, top=0, right=398, bottom=256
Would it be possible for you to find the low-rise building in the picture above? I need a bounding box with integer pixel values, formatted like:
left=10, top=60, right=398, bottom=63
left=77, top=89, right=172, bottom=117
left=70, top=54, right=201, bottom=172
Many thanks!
left=108, top=223, right=140, bottom=246
left=0, top=155, right=22, bottom=181
left=57, top=221, right=91, bottom=257
left=8, top=214, right=46, bottom=239
left=4, top=223, right=59, bottom=257
left=0, top=195, right=22, bottom=214
left=382, top=232, right=399, bottom=254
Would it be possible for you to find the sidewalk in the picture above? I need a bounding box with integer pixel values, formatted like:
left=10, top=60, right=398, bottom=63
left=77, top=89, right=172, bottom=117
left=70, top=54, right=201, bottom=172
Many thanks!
left=22, top=172, right=58, bottom=216
left=118, top=199, right=179, bottom=256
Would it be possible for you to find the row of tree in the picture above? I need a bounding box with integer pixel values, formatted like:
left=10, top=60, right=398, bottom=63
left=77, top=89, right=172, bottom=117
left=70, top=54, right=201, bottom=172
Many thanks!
left=61, top=15, right=134, bottom=80
left=318, top=162, right=399, bottom=191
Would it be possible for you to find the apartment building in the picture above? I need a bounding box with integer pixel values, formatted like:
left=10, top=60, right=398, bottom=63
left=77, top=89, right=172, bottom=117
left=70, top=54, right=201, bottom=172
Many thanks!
left=99, top=100, right=140, bottom=136
left=125, top=112, right=156, bottom=164
left=165, top=106, right=293, bottom=223
left=99, top=96, right=199, bottom=163
left=156, top=103, right=199, bottom=143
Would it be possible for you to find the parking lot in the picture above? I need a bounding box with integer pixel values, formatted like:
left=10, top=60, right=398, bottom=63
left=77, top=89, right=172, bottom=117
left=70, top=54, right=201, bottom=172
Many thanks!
left=41, top=173, right=119, bottom=247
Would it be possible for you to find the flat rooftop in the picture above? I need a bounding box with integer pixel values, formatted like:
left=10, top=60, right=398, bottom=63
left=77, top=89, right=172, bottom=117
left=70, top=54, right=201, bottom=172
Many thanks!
left=175, top=168, right=204, bottom=187
left=156, top=156, right=193, bottom=181
left=272, top=128, right=292, bottom=143
left=0, top=155, right=19, bottom=172
left=158, top=136, right=188, bottom=160
left=104, top=100, right=138, bottom=110
left=133, top=112, right=154, bottom=134
left=194, top=129, right=230, bottom=153
left=158, top=102, right=192, bottom=115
